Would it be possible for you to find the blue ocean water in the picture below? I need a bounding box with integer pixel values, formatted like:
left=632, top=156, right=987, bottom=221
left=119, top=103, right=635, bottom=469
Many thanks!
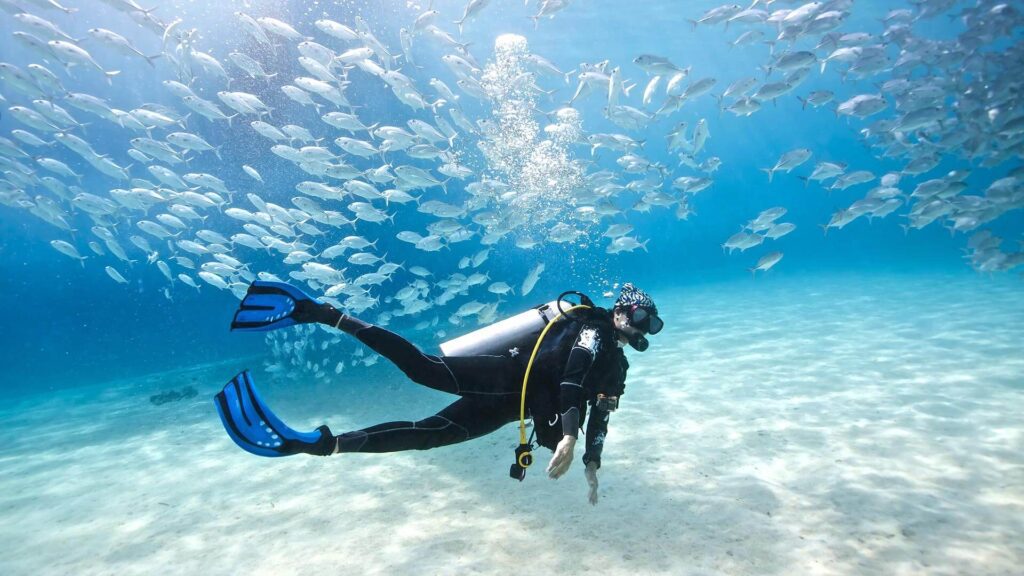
left=2, top=0, right=1017, bottom=392
left=1, top=0, right=1023, bottom=573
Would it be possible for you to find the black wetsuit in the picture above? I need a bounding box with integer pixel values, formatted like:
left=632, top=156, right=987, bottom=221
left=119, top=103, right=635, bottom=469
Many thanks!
left=332, top=308, right=628, bottom=469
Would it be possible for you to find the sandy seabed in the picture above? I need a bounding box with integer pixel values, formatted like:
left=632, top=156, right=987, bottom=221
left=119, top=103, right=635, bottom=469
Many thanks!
left=1, top=272, right=1022, bottom=576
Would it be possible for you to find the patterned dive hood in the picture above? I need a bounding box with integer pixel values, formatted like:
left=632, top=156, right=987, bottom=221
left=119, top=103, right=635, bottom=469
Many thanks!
left=614, top=283, right=657, bottom=314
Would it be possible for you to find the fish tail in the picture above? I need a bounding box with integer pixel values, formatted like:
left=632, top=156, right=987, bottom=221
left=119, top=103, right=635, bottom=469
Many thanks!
left=761, top=167, right=774, bottom=183
left=145, top=54, right=162, bottom=67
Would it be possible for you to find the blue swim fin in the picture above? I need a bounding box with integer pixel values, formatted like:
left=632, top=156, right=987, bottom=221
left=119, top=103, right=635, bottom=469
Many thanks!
left=230, top=280, right=322, bottom=332
left=214, top=370, right=333, bottom=457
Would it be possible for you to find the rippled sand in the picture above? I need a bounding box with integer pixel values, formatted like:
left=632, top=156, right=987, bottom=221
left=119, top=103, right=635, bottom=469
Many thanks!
left=1, top=272, right=1021, bottom=575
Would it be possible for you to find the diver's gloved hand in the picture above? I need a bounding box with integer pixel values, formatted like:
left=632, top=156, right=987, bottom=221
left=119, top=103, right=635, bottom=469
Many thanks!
left=547, top=435, right=576, bottom=479
left=281, top=424, right=337, bottom=456
left=585, top=461, right=600, bottom=505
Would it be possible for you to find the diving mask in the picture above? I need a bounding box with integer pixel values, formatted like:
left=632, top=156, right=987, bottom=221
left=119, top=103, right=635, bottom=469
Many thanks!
left=628, top=305, right=663, bottom=335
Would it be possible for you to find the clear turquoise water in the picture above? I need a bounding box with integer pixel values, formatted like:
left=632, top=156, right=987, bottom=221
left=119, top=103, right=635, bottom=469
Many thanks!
left=1, top=0, right=1019, bottom=391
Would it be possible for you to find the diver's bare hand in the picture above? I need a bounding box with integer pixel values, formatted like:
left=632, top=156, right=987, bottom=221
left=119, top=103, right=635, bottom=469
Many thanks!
left=585, top=461, right=599, bottom=505
left=547, top=435, right=576, bottom=479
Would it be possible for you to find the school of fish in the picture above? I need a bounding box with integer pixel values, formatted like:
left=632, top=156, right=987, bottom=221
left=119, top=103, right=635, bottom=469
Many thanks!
left=1, top=0, right=1023, bottom=378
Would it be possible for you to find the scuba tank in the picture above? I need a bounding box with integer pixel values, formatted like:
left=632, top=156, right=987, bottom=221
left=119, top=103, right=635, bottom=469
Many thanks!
left=439, top=300, right=564, bottom=357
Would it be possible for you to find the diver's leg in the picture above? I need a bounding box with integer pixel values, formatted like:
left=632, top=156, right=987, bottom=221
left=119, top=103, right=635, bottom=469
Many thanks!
left=307, top=302, right=372, bottom=335
left=356, top=326, right=466, bottom=393
left=333, top=396, right=518, bottom=453
left=317, top=307, right=519, bottom=396
left=440, top=355, right=520, bottom=396
left=306, top=304, right=455, bottom=391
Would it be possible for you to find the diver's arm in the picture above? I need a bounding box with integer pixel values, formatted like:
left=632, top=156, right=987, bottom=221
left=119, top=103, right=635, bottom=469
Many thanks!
left=582, top=405, right=609, bottom=504
left=547, top=326, right=599, bottom=479
left=582, top=404, right=609, bottom=470
left=558, top=326, right=600, bottom=438
left=584, top=459, right=600, bottom=504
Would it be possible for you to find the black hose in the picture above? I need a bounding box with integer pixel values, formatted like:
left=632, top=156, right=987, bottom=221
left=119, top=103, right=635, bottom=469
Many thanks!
left=556, top=290, right=595, bottom=317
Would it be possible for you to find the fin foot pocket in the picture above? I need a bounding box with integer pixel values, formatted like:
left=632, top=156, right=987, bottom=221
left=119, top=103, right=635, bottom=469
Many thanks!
left=230, top=280, right=322, bottom=332
left=214, top=370, right=332, bottom=457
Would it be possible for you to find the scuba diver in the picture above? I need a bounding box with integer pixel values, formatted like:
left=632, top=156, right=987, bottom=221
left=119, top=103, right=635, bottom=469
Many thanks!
left=215, top=280, right=662, bottom=503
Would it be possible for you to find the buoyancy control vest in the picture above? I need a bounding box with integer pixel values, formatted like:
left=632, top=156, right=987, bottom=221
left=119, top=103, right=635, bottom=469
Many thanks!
left=438, top=292, right=628, bottom=480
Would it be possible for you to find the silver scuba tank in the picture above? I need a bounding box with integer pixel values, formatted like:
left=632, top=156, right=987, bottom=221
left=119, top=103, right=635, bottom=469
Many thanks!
left=439, top=300, right=563, bottom=357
